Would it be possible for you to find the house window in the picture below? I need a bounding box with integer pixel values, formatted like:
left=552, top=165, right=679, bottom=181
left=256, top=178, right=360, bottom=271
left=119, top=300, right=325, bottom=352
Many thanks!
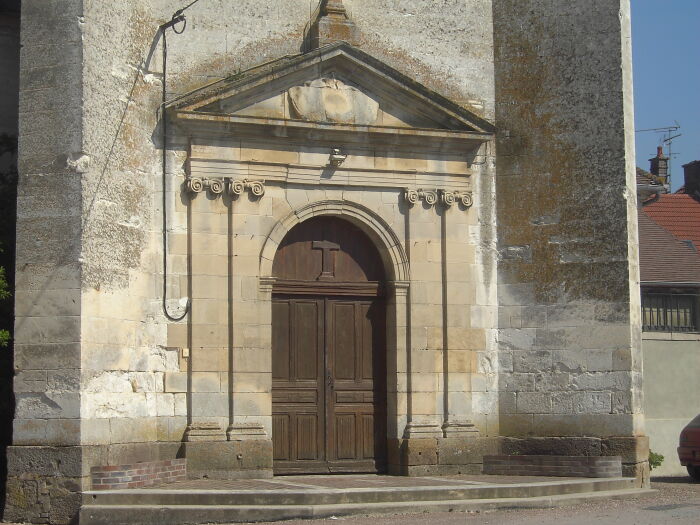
left=642, top=291, right=699, bottom=332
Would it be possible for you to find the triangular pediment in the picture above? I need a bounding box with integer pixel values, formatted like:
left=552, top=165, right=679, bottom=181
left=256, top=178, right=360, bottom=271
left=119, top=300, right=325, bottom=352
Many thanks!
left=168, top=42, right=495, bottom=136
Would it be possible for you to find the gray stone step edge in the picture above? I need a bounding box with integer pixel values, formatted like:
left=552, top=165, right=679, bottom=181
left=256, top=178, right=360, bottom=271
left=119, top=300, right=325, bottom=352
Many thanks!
left=79, top=488, right=656, bottom=525
left=82, top=477, right=637, bottom=506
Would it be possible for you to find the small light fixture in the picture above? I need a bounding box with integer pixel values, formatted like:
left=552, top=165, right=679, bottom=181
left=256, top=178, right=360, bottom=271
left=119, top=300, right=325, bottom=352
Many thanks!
left=329, top=147, right=347, bottom=167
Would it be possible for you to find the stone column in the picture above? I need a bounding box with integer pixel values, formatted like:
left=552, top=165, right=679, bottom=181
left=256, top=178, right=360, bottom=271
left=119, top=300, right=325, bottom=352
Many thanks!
left=225, top=179, right=273, bottom=477
left=182, top=178, right=229, bottom=444
left=440, top=191, right=479, bottom=438
left=402, top=190, right=443, bottom=439
left=394, top=190, right=443, bottom=475
left=386, top=280, right=409, bottom=441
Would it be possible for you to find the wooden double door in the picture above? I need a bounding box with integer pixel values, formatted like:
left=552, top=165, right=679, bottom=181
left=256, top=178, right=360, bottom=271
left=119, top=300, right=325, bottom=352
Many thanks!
left=271, top=294, right=387, bottom=473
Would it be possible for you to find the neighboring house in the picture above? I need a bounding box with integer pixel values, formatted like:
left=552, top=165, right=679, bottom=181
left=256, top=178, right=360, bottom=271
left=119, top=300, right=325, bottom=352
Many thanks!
left=638, top=153, right=700, bottom=476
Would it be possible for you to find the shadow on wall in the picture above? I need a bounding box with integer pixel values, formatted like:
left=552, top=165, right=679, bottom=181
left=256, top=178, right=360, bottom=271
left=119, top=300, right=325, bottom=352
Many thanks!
left=0, top=0, right=20, bottom=516
left=0, top=134, right=18, bottom=518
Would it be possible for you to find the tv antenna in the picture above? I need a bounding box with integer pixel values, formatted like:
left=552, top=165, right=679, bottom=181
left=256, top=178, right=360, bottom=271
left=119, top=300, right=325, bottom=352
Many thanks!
left=636, top=123, right=682, bottom=184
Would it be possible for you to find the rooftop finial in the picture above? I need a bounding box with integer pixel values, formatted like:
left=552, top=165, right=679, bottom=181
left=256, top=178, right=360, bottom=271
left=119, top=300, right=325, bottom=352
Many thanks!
left=306, top=0, right=359, bottom=50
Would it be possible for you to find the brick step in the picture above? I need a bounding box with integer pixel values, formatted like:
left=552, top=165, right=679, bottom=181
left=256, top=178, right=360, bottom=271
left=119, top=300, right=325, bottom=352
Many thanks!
left=80, top=487, right=655, bottom=525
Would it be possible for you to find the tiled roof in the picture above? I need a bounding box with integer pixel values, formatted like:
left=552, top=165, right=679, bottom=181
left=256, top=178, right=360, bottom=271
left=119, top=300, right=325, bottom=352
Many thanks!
left=636, top=167, right=663, bottom=187
left=636, top=167, right=667, bottom=205
left=638, top=209, right=700, bottom=284
left=643, top=193, right=700, bottom=248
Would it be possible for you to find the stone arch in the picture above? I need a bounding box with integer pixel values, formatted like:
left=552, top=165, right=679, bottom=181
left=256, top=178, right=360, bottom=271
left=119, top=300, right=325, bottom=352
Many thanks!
left=260, top=199, right=409, bottom=283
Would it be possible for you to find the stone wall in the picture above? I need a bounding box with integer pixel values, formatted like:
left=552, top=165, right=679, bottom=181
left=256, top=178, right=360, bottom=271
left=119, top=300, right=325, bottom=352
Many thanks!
left=7, top=1, right=86, bottom=522
left=483, top=455, right=623, bottom=478
left=8, top=2, right=499, bottom=521
left=492, top=0, right=644, bottom=449
left=6, top=0, right=648, bottom=522
left=73, top=0, right=499, bottom=452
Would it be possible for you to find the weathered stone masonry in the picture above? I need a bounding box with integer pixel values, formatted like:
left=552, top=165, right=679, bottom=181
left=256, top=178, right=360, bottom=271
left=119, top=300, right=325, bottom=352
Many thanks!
left=5, top=1, right=646, bottom=523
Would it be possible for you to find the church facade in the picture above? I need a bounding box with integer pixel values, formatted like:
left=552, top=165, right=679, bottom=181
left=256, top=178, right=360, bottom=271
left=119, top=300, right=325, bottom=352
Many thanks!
left=6, top=1, right=646, bottom=523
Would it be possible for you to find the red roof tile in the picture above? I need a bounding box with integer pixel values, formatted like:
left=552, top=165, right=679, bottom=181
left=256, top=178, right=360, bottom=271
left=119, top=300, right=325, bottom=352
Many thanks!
left=643, top=193, right=700, bottom=248
left=638, top=209, right=700, bottom=284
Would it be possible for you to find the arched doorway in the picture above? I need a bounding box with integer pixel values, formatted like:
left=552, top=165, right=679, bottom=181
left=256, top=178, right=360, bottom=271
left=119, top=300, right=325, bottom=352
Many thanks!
left=271, top=216, right=387, bottom=474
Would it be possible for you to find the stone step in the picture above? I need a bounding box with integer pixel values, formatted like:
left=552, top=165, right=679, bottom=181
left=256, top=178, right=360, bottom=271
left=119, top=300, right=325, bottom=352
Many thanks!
left=80, top=487, right=655, bottom=525
left=83, top=477, right=635, bottom=506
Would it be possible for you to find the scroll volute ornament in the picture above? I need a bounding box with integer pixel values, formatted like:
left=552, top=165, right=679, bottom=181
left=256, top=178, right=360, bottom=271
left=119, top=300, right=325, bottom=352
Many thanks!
left=229, top=178, right=265, bottom=198
left=404, top=188, right=473, bottom=210
left=185, top=177, right=265, bottom=199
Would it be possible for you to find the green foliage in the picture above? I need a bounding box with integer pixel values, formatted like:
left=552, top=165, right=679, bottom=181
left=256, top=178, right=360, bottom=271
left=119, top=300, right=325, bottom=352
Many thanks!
left=0, top=266, right=8, bottom=300
left=649, top=450, right=664, bottom=470
left=0, top=263, right=9, bottom=347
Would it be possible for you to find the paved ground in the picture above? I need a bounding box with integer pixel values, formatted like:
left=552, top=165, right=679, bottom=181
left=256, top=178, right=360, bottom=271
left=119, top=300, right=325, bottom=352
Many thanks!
left=149, top=473, right=581, bottom=490
left=244, top=476, right=700, bottom=525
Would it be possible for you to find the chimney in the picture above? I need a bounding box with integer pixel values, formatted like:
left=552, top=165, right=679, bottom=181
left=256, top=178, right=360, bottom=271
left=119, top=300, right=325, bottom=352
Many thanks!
left=683, top=160, right=700, bottom=197
left=649, top=146, right=669, bottom=182
left=306, top=0, right=359, bottom=50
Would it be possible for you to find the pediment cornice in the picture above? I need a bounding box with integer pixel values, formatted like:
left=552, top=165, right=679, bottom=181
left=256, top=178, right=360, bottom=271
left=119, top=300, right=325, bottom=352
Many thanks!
left=167, top=42, right=495, bottom=150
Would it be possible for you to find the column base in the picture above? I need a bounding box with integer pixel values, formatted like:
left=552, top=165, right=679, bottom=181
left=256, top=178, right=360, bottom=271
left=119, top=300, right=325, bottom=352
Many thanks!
left=183, top=439, right=273, bottom=480
left=184, top=422, right=226, bottom=442
left=442, top=419, right=480, bottom=438
left=403, top=421, right=443, bottom=439
left=387, top=435, right=499, bottom=476
left=227, top=422, right=268, bottom=441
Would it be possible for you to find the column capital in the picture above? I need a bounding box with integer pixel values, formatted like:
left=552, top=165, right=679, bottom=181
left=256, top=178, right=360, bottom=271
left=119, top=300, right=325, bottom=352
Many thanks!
left=388, top=280, right=410, bottom=297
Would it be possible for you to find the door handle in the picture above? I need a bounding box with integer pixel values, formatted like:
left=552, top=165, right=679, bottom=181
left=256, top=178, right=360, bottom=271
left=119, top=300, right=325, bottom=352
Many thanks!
left=327, top=373, right=334, bottom=390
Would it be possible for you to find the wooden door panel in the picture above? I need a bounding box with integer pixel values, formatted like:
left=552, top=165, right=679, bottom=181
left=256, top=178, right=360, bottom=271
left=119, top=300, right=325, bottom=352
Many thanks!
left=296, top=414, right=320, bottom=460
left=295, top=301, right=320, bottom=381
left=334, top=414, right=356, bottom=460
left=361, top=414, right=375, bottom=459
left=332, top=302, right=356, bottom=380
left=272, top=299, right=325, bottom=469
left=271, top=301, right=290, bottom=381
left=272, top=414, right=290, bottom=460
left=273, top=296, right=387, bottom=472
left=361, top=302, right=374, bottom=380
left=327, top=299, right=386, bottom=469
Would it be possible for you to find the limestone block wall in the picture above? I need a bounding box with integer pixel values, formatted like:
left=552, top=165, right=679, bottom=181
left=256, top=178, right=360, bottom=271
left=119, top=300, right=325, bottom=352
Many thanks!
left=166, top=136, right=496, bottom=442
left=67, top=0, right=498, bottom=451
left=492, top=0, right=643, bottom=441
left=12, top=0, right=84, bottom=449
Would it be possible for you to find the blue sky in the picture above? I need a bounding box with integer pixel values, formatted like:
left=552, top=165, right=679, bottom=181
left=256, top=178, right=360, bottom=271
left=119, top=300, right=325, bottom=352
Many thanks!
left=632, top=0, right=700, bottom=190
